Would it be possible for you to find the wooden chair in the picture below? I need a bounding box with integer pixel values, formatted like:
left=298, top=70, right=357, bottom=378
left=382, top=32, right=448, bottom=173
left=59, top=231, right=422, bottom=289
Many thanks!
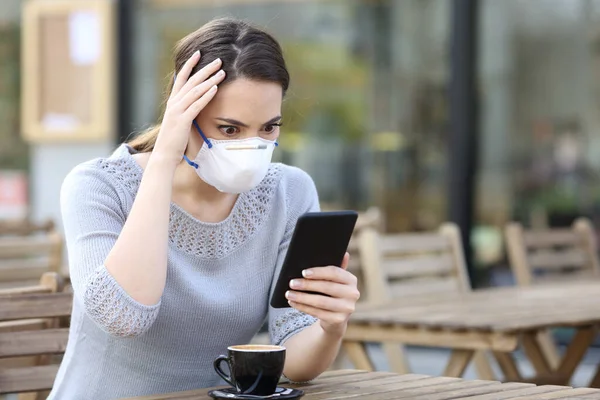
left=0, top=272, right=71, bottom=399
left=505, top=218, right=599, bottom=286
left=346, top=207, right=384, bottom=295
left=505, top=218, right=600, bottom=371
left=0, top=272, right=66, bottom=332
left=0, top=228, right=63, bottom=289
left=343, top=223, right=496, bottom=379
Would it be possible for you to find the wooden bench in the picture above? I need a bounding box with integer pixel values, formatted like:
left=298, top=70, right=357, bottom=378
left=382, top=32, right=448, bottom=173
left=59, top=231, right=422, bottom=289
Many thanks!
left=0, top=273, right=71, bottom=399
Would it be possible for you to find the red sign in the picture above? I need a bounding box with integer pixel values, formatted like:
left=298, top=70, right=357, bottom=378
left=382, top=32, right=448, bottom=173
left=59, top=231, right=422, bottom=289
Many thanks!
left=0, top=171, right=28, bottom=219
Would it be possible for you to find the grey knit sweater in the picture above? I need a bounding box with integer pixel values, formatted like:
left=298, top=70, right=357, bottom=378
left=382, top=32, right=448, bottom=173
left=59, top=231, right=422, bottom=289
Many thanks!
left=48, top=144, right=318, bottom=400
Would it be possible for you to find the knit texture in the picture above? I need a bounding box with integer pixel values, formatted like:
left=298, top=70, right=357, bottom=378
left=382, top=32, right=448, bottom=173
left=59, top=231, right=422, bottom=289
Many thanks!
left=48, top=144, right=319, bottom=400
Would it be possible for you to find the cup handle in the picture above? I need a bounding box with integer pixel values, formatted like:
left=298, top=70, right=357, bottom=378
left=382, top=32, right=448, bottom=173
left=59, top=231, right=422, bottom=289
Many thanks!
left=213, top=355, right=234, bottom=387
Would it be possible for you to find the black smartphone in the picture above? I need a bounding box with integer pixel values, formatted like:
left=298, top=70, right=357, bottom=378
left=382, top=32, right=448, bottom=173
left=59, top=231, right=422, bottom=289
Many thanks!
left=270, top=210, right=358, bottom=308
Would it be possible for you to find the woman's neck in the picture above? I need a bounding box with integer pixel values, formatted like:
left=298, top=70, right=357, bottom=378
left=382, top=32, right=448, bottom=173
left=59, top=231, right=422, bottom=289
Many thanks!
left=171, top=159, right=239, bottom=223
left=134, top=151, right=238, bottom=222
left=172, top=159, right=230, bottom=203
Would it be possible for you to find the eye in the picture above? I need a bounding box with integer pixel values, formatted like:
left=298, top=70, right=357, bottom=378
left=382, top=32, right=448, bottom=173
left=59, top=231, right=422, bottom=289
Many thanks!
left=264, top=123, right=282, bottom=134
left=218, top=126, right=240, bottom=136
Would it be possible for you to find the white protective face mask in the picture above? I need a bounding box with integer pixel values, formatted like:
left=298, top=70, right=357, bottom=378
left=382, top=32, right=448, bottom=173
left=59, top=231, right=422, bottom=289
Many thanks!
left=183, top=120, right=277, bottom=194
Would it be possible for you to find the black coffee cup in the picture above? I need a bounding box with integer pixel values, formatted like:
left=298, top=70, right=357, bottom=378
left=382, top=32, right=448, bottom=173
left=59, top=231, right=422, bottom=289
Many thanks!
left=213, top=344, right=286, bottom=396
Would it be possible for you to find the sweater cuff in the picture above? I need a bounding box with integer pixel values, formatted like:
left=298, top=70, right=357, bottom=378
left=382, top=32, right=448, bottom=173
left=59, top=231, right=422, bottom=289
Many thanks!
left=270, top=308, right=317, bottom=346
left=83, top=264, right=161, bottom=337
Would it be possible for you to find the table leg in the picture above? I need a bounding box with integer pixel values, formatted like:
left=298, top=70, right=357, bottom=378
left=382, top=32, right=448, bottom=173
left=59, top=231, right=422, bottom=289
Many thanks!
left=382, top=342, right=410, bottom=374
left=473, top=350, right=496, bottom=380
left=493, top=351, right=523, bottom=381
left=555, top=326, right=596, bottom=385
left=521, top=332, right=551, bottom=375
left=443, top=349, right=474, bottom=377
left=590, top=365, right=600, bottom=388
left=342, top=341, right=374, bottom=371
left=536, top=330, right=561, bottom=370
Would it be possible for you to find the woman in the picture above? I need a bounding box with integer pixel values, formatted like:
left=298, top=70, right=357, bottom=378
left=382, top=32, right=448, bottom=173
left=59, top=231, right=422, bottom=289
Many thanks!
left=49, top=17, right=360, bottom=399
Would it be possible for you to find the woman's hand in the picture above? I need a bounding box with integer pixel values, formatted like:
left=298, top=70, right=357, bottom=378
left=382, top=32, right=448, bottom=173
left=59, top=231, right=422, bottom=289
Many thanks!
left=285, top=253, right=360, bottom=338
left=152, top=51, right=226, bottom=167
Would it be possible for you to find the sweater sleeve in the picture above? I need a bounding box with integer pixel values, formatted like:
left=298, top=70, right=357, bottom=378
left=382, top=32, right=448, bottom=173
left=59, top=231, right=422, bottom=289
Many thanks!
left=268, top=167, right=319, bottom=346
left=60, top=163, right=160, bottom=338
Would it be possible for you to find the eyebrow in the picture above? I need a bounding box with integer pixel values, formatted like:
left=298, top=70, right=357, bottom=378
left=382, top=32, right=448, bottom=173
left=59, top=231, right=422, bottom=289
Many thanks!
left=215, top=116, right=282, bottom=128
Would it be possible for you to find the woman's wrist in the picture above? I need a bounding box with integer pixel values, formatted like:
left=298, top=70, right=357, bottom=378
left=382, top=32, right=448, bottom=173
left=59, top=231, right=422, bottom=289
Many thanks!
left=147, top=151, right=181, bottom=174
left=318, top=320, right=348, bottom=341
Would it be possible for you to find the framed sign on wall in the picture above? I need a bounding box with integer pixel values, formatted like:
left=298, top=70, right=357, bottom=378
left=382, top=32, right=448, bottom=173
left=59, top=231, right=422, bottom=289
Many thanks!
left=21, top=0, right=115, bottom=143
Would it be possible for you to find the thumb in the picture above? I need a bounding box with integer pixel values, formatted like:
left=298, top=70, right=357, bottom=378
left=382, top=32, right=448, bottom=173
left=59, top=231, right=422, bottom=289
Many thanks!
left=340, top=252, right=350, bottom=270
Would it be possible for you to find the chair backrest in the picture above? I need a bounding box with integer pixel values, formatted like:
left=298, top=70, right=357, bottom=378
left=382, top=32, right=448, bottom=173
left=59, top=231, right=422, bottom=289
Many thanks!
left=343, top=208, right=384, bottom=299
left=346, top=207, right=384, bottom=271
left=0, top=272, right=65, bottom=298
left=0, top=271, right=66, bottom=336
left=357, top=223, right=471, bottom=304
left=0, top=273, right=71, bottom=395
left=0, top=229, right=63, bottom=289
left=505, top=218, right=600, bottom=286
left=0, top=219, right=55, bottom=237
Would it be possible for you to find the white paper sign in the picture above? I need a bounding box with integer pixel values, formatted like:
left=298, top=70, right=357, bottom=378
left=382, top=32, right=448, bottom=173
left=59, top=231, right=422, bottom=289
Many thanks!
left=68, top=10, right=101, bottom=66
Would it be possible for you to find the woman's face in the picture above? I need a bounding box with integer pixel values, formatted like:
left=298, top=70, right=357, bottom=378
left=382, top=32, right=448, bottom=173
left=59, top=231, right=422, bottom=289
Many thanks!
left=191, top=78, right=283, bottom=150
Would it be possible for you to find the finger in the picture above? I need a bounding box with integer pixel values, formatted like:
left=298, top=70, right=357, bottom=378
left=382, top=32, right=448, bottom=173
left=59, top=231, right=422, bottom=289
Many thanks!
left=181, top=85, right=218, bottom=121
left=286, top=290, right=355, bottom=314
left=174, top=58, right=223, bottom=103
left=171, top=50, right=200, bottom=97
left=341, top=252, right=350, bottom=270
left=288, top=300, right=347, bottom=325
left=178, top=69, right=226, bottom=111
left=289, top=278, right=360, bottom=301
left=303, top=265, right=357, bottom=285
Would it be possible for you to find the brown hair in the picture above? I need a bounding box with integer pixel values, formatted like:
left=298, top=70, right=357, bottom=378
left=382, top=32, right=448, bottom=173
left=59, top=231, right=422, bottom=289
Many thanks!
left=128, top=17, right=290, bottom=152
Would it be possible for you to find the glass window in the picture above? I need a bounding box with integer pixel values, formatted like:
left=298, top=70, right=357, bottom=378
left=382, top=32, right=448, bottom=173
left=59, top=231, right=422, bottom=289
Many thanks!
left=476, top=0, right=600, bottom=271
left=133, top=0, right=451, bottom=232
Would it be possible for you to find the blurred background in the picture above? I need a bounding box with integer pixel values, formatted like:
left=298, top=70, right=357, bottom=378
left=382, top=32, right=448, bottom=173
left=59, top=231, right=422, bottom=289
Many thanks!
left=3, top=0, right=600, bottom=287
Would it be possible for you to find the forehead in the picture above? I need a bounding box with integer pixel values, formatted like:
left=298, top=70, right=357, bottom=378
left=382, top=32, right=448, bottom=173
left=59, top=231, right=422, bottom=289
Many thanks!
left=201, top=78, right=283, bottom=122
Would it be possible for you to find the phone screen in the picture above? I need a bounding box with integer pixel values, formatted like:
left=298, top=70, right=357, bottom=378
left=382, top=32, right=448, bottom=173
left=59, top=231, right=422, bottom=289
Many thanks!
left=270, top=211, right=358, bottom=308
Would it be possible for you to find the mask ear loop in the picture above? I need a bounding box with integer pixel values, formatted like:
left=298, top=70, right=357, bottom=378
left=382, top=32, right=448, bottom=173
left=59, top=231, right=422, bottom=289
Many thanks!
left=173, top=72, right=214, bottom=169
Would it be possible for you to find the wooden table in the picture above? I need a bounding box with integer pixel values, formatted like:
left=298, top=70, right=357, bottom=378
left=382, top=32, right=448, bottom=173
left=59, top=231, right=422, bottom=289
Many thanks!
left=343, top=281, right=600, bottom=386
left=124, top=370, right=600, bottom=399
